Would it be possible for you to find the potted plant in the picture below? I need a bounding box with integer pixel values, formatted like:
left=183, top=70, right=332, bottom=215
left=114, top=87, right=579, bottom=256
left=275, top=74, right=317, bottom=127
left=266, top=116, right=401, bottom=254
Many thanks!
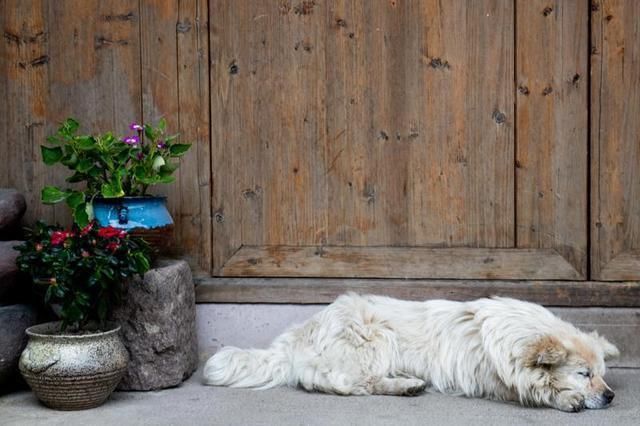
left=14, top=221, right=151, bottom=410
left=39, top=118, right=191, bottom=249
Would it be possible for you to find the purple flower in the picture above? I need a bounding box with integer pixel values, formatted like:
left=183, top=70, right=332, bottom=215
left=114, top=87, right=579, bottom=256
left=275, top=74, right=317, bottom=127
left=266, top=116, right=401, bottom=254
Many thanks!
left=129, top=122, right=144, bottom=132
left=156, top=140, right=166, bottom=149
left=122, top=135, right=140, bottom=145
left=136, top=151, right=145, bottom=160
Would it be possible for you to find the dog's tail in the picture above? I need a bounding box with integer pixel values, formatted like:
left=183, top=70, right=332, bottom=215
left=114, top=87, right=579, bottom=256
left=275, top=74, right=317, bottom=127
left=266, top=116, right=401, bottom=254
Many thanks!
left=203, top=343, right=292, bottom=389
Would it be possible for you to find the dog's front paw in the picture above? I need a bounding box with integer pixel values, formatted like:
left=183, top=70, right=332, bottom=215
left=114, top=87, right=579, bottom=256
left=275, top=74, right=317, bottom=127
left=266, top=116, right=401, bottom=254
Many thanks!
left=554, top=391, right=586, bottom=412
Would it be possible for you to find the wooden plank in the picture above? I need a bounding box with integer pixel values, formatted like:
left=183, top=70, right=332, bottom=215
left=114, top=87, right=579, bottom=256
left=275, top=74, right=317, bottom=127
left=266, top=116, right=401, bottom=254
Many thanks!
left=324, top=0, right=514, bottom=248
left=210, top=0, right=327, bottom=273
left=194, top=277, right=640, bottom=307
left=515, top=0, right=589, bottom=278
left=1, top=0, right=51, bottom=224
left=139, top=0, right=180, bottom=246
left=220, top=246, right=583, bottom=280
left=591, top=0, right=640, bottom=280
left=1, top=0, right=143, bottom=226
left=177, top=0, right=212, bottom=272
left=139, top=0, right=211, bottom=272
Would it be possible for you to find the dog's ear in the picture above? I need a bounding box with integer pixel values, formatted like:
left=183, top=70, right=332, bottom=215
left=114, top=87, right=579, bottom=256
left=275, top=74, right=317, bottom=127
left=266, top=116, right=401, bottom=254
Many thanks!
left=589, top=331, right=620, bottom=361
left=525, top=335, right=567, bottom=367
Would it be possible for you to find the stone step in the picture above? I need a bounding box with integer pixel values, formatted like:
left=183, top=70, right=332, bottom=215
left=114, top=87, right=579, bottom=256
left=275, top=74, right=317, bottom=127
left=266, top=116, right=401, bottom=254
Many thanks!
left=0, top=189, right=26, bottom=239
left=196, top=304, right=640, bottom=368
left=0, top=241, right=23, bottom=305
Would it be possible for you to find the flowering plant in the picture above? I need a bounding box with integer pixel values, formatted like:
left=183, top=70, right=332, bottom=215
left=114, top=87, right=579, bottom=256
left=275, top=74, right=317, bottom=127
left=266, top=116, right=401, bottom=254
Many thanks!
left=40, top=118, right=191, bottom=226
left=15, top=221, right=151, bottom=330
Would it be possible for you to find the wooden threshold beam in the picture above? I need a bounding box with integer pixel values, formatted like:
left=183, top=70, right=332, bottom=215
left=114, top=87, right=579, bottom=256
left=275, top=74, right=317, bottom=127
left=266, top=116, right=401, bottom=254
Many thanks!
left=194, top=277, right=640, bottom=307
left=220, top=246, right=583, bottom=280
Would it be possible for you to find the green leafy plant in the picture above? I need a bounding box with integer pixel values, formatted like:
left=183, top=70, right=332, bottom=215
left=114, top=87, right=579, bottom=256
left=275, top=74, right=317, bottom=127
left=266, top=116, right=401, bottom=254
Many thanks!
left=15, top=221, right=151, bottom=330
left=40, top=118, right=191, bottom=226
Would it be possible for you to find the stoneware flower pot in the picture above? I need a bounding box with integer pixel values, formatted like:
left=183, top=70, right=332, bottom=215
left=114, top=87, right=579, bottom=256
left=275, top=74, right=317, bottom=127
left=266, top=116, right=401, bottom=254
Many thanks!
left=93, top=196, right=173, bottom=251
left=19, top=321, right=128, bottom=411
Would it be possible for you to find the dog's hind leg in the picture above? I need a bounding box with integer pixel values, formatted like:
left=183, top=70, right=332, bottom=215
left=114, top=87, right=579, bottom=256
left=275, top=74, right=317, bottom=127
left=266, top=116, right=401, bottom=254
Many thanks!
left=369, top=377, right=427, bottom=396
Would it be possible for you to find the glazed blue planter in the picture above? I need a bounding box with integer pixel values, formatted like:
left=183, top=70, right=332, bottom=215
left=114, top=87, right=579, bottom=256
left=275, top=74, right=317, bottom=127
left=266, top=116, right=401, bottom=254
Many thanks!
left=93, top=196, right=173, bottom=250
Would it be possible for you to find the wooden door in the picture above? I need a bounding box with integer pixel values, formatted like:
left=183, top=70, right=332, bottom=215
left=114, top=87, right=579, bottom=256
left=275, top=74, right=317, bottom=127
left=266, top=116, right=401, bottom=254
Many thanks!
left=591, top=0, right=640, bottom=281
left=210, top=0, right=588, bottom=280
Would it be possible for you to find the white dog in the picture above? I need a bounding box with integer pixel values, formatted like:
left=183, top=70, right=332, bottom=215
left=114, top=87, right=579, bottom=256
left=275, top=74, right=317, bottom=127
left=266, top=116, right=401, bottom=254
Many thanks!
left=204, top=294, right=619, bottom=412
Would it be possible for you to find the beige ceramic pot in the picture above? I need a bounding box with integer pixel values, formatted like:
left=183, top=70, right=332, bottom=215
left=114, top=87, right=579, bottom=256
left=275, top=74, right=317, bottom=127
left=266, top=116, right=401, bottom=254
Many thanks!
left=19, top=321, right=128, bottom=410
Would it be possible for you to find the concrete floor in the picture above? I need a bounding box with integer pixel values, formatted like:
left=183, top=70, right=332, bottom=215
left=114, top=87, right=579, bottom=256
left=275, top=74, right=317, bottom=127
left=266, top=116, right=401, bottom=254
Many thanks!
left=1, top=368, right=639, bottom=426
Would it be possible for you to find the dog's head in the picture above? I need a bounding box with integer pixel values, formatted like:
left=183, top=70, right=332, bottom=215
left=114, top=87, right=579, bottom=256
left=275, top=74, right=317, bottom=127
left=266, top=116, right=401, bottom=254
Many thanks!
left=525, top=332, right=619, bottom=410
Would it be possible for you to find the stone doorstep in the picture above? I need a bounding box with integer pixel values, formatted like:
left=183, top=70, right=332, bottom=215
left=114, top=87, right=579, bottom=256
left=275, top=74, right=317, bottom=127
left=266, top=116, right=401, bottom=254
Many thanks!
left=195, top=304, right=640, bottom=368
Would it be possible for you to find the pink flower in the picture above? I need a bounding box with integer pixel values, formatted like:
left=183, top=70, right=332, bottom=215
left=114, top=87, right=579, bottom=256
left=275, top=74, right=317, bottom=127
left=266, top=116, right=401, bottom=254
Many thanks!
left=35, top=243, right=43, bottom=252
left=129, top=122, right=144, bottom=132
left=80, top=222, right=94, bottom=236
left=156, top=140, right=166, bottom=149
left=51, top=231, right=73, bottom=246
left=106, top=242, right=120, bottom=252
left=122, top=135, right=140, bottom=145
left=81, top=249, right=91, bottom=258
left=98, top=226, right=123, bottom=239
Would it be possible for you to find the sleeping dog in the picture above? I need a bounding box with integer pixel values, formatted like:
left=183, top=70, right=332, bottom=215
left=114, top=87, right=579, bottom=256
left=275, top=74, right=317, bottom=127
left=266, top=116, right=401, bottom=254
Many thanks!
left=204, top=294, right=618, bottom=412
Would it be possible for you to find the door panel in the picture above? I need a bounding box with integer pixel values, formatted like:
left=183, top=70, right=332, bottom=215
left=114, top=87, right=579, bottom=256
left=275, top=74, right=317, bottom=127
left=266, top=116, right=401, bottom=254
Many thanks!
left=591, top=0, right=640, bottom=280
left=210, top=0, right=588, bottom=280
left=515, top=0, right=589, bottom=278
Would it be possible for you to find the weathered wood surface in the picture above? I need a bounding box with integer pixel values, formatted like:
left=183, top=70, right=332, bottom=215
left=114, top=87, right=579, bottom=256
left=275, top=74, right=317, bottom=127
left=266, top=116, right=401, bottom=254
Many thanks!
left=211, top=0, right=521, bottom=277
left=140, top=0, right=211, bottom=271
left=1, top=0, right=143, bottom=225
left=325, top=0, right=514, bottom=248
left=515, top=0, right=589, bottom=279
left=221, top=246, right=583, bottom=280
left=591, top=0, right=640, bottom=281
left=194, top=277, right=640, bottom=307
left=0, top=0, right=210, bottom=272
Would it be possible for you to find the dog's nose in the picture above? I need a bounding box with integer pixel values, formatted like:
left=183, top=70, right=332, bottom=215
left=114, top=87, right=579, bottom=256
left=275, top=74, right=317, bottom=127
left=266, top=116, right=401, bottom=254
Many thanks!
left=603, top=389, right=615, bottom=404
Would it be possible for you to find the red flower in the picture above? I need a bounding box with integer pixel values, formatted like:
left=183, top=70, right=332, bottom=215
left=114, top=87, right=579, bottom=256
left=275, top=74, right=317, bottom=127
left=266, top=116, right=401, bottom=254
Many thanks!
left=80, top=222, right=94, bottom=236
left=98, top=226, right=123, bottom=239
left=106, top=242, right=120, bottom=252
left=51, top=231, right=73, bottom=246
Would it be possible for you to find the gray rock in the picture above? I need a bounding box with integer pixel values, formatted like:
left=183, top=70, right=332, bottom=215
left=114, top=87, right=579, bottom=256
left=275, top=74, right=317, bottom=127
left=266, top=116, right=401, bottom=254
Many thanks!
left=0, top=304, right=37, bottom=391
left=111, top=259, right=198, bottom=391
left=0, top=189, right=26, bottom=236
left=0, top=241, right=23, bottom=305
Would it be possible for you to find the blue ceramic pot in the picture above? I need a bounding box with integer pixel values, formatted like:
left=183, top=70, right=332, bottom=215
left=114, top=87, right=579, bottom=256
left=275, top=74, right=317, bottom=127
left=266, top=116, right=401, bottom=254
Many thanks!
left=92, top=196, right=173, bottom=250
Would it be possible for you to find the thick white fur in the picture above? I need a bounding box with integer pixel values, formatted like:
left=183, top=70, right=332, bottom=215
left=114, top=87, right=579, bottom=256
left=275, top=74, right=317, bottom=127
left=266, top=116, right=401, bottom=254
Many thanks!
left=204, top=294, right=616, bottom=409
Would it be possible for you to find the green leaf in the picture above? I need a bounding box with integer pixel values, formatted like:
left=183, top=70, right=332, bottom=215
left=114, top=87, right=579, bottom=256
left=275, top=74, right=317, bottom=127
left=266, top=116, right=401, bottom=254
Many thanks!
left=158, top=162, right=178, bottom=177
left=66, top=172, right=87, bottom=183
left=63, top=118, right=80, bottom=134
left=157, top=175, right=175, bottom=184
left=144, top=124, right=155, bottom=140
left=158, top=117, right=167, bottom=132
left=74, top=204, right=89, bottom=227
left=65, top=191, right=85, bottom=209
left=61, top=152, right=78, bottom=167
left=76, top=158, right=93, bottom=173
left=169, top=144, right=191, bottom=157
left=101, top=176, right=124, bottom=198
left=41, top=186, right=69, bottom=204
left=41, top=146, right=64, bottom=165
left=75, top=136, right=95, bottom=150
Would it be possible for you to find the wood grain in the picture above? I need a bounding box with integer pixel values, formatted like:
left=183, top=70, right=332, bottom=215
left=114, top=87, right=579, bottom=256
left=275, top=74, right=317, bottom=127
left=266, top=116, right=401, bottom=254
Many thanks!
left=195, top=277, right=640, bottom=307
left=1, top=0, right=143, bottom=226
left=221, top=246, right=583, bottom=280
left=515, top=0, right=589, bottom=278
left=210, top=0, right=328, bottom=273
left=591, top=0, right=640, bottom=280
